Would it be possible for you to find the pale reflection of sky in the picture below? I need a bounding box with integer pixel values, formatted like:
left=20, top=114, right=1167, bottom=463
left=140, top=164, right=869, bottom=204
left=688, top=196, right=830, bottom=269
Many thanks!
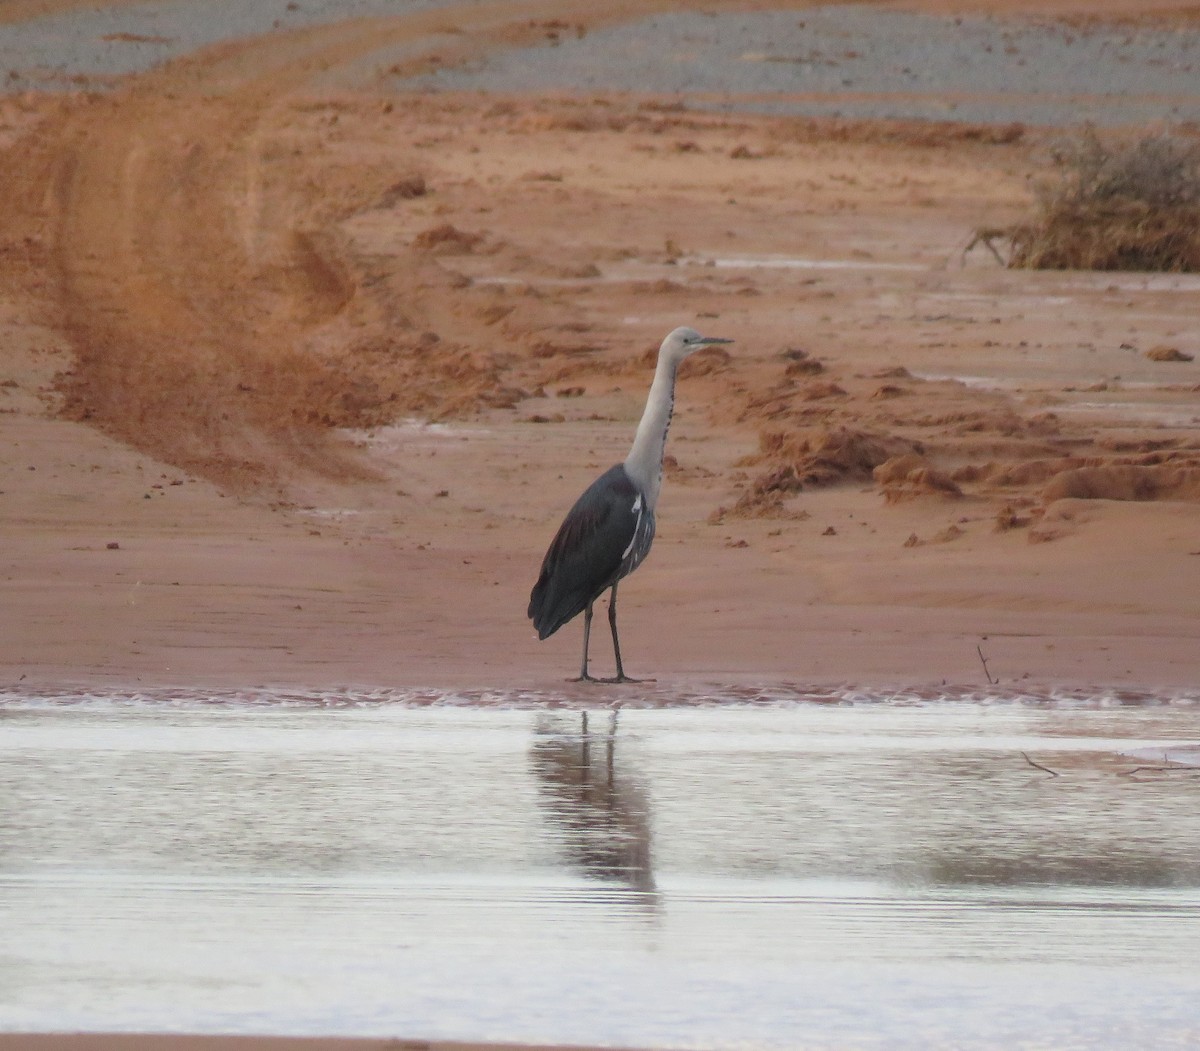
left=2, top=695, right=1199, bottom=1047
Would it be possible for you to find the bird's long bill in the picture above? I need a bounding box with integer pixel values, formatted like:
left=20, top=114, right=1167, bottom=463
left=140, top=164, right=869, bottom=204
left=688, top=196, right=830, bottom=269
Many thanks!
left=696, top=336, right=734, bottom=346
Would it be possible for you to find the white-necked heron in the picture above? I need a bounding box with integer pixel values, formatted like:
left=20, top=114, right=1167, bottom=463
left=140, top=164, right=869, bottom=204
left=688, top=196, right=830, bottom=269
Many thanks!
left=528, top=326, right=733, bottom=682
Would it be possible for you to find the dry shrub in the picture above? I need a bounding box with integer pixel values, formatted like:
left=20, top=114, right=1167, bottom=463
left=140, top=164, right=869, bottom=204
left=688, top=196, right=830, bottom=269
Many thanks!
left=1008, top=126, right=1200, bottom=271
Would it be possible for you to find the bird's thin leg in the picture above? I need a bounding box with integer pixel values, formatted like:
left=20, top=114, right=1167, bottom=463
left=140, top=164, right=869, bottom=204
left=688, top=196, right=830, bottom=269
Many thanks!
left=606, top=583, right=652, bottom=684
left=608, top=584, right=627, bottom=680
left=571, top=600, right=597, bottom=682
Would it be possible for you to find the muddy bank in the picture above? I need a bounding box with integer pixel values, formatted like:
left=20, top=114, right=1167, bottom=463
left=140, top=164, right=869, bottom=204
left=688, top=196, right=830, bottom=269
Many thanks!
left=0, top=0, right=1197, bottom=694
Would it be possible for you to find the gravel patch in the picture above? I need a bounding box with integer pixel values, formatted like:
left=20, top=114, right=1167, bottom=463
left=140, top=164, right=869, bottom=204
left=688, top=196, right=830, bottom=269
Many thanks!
left=2, top=2, right=1198, bottom=127
left=396, top=5, right=1200, bottom=127
left=0, top=0, right=455, bottom=90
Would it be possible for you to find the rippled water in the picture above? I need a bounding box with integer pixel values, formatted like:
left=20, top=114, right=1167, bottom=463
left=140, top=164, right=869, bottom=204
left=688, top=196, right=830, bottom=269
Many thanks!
left=2, top=688, right=1199, bottom=1048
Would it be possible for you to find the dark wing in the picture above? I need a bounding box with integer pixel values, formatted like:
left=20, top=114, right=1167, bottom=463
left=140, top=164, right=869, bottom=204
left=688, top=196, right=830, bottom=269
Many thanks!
left=528, top=464, right=641, bottom=640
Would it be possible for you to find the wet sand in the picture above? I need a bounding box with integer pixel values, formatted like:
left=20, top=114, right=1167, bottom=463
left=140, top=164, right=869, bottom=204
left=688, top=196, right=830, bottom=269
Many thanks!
left=1, top=0, right=1198, bottom=700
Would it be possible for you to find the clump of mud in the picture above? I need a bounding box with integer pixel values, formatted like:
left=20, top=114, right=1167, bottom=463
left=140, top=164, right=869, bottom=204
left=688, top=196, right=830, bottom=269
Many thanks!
left=412, top=223, right=484, bottom=254
left=874, top=453, right=963, bottom=502
left=749, top=426, right=914, bottom=487
left=1042, top=463, right=1200, bottom=502
left=717, top=337, right=1200, bottom=528
left=713, top=425, right=917, bottom=519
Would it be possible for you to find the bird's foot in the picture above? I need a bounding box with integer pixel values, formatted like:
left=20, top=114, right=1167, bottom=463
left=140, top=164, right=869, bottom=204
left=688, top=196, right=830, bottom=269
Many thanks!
left=568, top=673, right=654, bottom=684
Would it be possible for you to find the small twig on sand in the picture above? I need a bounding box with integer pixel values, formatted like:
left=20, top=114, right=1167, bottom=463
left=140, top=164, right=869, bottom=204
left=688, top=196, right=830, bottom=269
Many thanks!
left=1021, top=751, right=1060, bottom=777
left=977, top=643, right=996, bottom=685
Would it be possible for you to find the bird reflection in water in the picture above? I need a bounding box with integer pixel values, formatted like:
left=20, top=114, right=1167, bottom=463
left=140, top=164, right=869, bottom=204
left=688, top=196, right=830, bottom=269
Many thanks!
left=530, top=709, right=658, bottom=910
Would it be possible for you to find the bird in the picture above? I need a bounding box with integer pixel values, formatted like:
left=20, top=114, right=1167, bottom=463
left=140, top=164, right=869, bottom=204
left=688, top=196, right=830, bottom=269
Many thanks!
left=528, top=326, right=733, bottom=682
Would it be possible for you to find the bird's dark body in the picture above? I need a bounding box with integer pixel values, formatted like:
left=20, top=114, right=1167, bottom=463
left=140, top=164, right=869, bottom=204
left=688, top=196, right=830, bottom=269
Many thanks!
left=528, top=464, right=655, bottom=641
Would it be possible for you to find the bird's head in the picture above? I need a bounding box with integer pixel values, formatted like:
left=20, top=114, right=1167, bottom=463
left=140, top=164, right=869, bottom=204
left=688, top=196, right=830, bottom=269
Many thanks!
left=659, top=326, right=734, bottom=365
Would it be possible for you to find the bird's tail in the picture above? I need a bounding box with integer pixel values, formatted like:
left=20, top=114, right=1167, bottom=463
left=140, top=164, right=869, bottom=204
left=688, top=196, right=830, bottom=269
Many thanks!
left=528, top=576, right=582, bottom=640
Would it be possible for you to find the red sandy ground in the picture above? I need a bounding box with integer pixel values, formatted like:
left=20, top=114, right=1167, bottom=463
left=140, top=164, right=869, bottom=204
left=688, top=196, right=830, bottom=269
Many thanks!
left=1, top=0, right=1198, bottom=701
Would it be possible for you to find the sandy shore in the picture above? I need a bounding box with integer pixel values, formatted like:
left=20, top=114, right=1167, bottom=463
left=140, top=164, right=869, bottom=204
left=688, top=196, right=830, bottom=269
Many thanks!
left=1, top=0, right=1198, bottom=701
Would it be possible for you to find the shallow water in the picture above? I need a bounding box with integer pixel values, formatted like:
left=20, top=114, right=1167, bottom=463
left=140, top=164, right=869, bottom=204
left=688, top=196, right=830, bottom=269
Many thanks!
left=2, top=688, right=1199, bottom=1048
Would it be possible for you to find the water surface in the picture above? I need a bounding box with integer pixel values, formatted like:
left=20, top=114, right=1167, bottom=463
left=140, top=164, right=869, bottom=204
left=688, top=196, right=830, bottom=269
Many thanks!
left=2, top=689, right=1199, bottom=1048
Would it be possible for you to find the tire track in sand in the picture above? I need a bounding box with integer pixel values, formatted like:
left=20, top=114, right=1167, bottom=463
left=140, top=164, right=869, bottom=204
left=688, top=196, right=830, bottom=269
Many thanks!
left=0, top=0, right=767, bottom=490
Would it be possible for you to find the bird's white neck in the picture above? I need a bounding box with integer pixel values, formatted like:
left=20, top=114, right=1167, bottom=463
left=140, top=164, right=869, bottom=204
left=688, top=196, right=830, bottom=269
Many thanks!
left=623, top=351, right=680, bottom=510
